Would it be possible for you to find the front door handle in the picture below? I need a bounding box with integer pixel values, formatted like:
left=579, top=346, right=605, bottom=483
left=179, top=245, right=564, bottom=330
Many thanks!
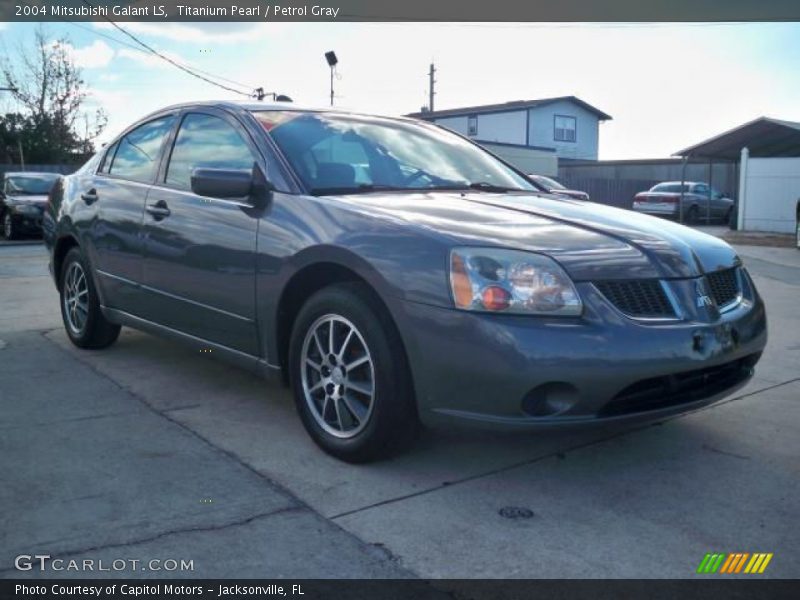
left=146, top=200, right=171, bottom=220
left=81, top=189, right=98, bottom=205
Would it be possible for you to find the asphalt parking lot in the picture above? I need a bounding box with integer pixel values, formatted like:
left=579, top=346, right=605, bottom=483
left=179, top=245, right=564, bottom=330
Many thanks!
left=1, top=237, right=798, bottom=579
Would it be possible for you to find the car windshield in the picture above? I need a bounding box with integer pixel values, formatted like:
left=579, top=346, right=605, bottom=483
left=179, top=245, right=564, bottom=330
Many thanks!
left=534, top=175, right=565, bottom=190
left=6, top=174, right=59, bottom=195
left=253, top=111, right=536, bottom=195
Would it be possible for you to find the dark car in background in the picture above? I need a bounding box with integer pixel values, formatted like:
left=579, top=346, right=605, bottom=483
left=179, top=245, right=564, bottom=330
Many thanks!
left=45, top=102, right=766, bottom=462
left=528, top=174, right=590, bottom=201
left=1, top=172, right=61, bottom=240
left=796, top=199, right=800, bottom=249
left=633, top=181, right=734, bottom=224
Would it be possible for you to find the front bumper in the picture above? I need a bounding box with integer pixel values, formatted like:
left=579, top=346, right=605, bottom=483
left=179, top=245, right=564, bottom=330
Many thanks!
left=396, top=271, right=767, bottom=428
left=8, top=212, right=44, bottom=234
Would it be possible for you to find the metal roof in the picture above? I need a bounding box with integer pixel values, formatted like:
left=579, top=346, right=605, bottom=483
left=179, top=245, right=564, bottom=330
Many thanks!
left=406, top=96, right=612, bottom=121
left=675, top=117, right=800, bottom=160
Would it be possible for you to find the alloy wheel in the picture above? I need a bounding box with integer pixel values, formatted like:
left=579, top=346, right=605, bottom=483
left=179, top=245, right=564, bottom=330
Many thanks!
left=300, top=314, right=375, bottom=439
left=63, top=262, right=89, bottom=336
left=3, top=214, right=11, bottom=238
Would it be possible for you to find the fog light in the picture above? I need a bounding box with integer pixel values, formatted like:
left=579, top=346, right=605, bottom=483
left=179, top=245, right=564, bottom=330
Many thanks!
left=521, top=382, right=579, bottom=417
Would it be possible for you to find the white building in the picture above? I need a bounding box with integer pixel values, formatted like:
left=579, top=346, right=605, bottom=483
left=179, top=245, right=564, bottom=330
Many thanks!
left=407, top=96, right=612, bottom=176
left=677, top=118, right=800, bottom=234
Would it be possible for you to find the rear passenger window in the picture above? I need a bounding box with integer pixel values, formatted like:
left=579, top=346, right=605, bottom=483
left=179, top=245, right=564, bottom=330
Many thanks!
left=99, top=141, right=119, bottom=174
left=165, top=113, right=256, bottom=191
left=109, top=116, right=175, bottom=183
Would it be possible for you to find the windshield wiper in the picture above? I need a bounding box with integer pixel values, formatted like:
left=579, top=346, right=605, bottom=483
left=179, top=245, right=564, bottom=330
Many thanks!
left=310, top=183, right=410, bottom=196
left=467, top=181, right=527, bottom=193
left=309, top=182, right=530, bottom=196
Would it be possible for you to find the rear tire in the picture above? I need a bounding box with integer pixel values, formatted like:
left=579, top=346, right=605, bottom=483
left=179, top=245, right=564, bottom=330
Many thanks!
left=289, top=282, right=418, bottom=462
left=3, top=213, right=18, bottom=240
left=796, top=214, right=800, bottom=250
left=686, top=205, right=699, bottom=225
left=59, top=247, right=121, bottom=349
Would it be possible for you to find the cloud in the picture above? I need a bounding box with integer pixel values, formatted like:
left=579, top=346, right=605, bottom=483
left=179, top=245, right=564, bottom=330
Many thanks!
left=117, top=47, right=188, bottom=69
left=93, top=22, right=273, bottom=44
left=66, top=40, right=115, bottom=69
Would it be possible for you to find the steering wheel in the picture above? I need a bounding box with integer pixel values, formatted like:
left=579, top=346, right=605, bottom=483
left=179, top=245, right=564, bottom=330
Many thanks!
left=402, top=169, right=428, bottom=186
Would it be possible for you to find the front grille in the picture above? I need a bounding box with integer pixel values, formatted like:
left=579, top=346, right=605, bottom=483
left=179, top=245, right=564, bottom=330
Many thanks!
left=594, top=279, right=675, bottom=318
left=706, top=268, right=740, bottom=308
left=599, top=353, right=760, bottom=417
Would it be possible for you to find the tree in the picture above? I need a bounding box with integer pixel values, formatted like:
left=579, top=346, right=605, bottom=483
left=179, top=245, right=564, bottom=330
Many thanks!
left=1, top=26, right=107, bottom=164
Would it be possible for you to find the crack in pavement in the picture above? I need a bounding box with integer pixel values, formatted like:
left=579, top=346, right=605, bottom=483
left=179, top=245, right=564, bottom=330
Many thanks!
left=0, top=410, right=142, bottom=431
left=328, top=377, right=800, bottom=520
left=0, top=506, right=304, bottom=575
left=701, top=444, right=750, bottom=460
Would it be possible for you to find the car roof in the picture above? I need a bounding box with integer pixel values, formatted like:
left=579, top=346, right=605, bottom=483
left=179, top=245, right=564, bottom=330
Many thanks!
left=655, top=181, right=705, bottom=186
left=139, top=99, right=422, bottom=126
left=3, top=171, right=61, bottom=178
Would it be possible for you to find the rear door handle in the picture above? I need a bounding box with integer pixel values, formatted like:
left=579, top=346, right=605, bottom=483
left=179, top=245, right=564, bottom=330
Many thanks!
left=81, top=189, right=98, bottom=205
left=146, top=201, right=171, bottom=220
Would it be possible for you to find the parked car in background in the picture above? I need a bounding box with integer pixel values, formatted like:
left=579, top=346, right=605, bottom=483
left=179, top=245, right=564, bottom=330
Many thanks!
left=633, top=181, right=733, bottom=224
left=1, top=172, right=61, bottom=240
left=796, top=199, right=800, bottom=249
left=45, top=102, right=766, bottom=462
left=528, top=174, right=590, bottom=201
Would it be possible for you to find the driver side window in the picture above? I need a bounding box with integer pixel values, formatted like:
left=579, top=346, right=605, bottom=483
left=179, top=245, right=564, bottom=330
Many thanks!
left=165, top=113, right=256, bottom=191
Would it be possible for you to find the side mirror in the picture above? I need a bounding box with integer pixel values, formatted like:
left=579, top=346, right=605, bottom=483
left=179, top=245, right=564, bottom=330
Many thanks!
left=191, top=168, right=254, bottom=199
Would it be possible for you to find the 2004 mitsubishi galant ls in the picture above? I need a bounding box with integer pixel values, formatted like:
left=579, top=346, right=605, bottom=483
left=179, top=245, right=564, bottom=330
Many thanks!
left=45, top=102, right=767, bottom=462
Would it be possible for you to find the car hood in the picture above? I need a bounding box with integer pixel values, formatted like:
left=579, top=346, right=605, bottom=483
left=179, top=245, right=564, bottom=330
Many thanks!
left=6, top=194, right=48, bottom=207
left=330, top=191, right=739, bottom=281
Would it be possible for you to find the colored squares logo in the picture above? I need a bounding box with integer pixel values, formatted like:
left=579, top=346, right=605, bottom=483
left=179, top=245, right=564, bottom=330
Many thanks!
left=697, top=553, right=773, bottom=574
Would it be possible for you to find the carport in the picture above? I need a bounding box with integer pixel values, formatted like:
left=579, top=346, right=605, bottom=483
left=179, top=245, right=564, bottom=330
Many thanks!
left=675, top=117, right=800, bottom=233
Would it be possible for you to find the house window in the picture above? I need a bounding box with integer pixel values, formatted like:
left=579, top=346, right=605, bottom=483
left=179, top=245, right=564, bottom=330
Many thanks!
left=554, top=115, right=576, bottom=142
left=467, top=115, right=478, bottom=137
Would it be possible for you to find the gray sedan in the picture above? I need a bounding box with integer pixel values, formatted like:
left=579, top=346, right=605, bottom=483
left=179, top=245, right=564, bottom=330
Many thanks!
left=45, top=102, right=767, bottom=462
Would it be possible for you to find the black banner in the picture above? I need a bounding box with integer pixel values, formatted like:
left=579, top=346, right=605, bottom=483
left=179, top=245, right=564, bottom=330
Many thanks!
left=3, top=0, right=800, bottom=22
left=2, top=580, right=800, bottom=600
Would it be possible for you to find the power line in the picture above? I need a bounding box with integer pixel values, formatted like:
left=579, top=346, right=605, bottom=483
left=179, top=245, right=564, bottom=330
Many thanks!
left=64, top=20, right=259, bottom=93
left=79, top=0, right=257, bottom=98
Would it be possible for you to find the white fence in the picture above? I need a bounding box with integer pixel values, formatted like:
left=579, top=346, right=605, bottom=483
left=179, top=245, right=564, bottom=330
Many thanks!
left=739, top=153, right=800, bottom=233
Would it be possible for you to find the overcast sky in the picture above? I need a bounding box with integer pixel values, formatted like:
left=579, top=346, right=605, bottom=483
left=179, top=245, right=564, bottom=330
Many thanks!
left=1, top=21, right=798, bottom=159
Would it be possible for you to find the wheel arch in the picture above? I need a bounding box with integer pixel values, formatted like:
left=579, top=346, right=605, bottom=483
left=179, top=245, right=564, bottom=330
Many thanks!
left=272, top=252, right=409, bottom=387
left=53, top=234, right=81, bottom=290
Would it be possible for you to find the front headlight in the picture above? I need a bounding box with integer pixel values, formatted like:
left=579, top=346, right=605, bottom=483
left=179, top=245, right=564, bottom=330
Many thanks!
left=449, top=247, right=582, bottom=316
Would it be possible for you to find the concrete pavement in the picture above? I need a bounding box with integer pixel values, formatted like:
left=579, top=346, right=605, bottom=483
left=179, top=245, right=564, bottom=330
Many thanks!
left=1, top=241, right=798, bottom=579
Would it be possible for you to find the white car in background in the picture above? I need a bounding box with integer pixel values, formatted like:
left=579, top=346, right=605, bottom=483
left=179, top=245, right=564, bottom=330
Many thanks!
left=633, top=181, right=733, bottom=224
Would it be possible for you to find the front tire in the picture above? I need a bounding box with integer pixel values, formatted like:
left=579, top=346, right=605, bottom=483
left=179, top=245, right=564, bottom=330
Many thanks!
left=289, top=282, right=417, bottom=462
left=59, top=247, right=121, bottom=349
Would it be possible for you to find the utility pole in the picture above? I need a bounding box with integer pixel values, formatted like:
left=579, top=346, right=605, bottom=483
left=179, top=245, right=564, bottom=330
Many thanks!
left=428, top=63, right=436, bottom=112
